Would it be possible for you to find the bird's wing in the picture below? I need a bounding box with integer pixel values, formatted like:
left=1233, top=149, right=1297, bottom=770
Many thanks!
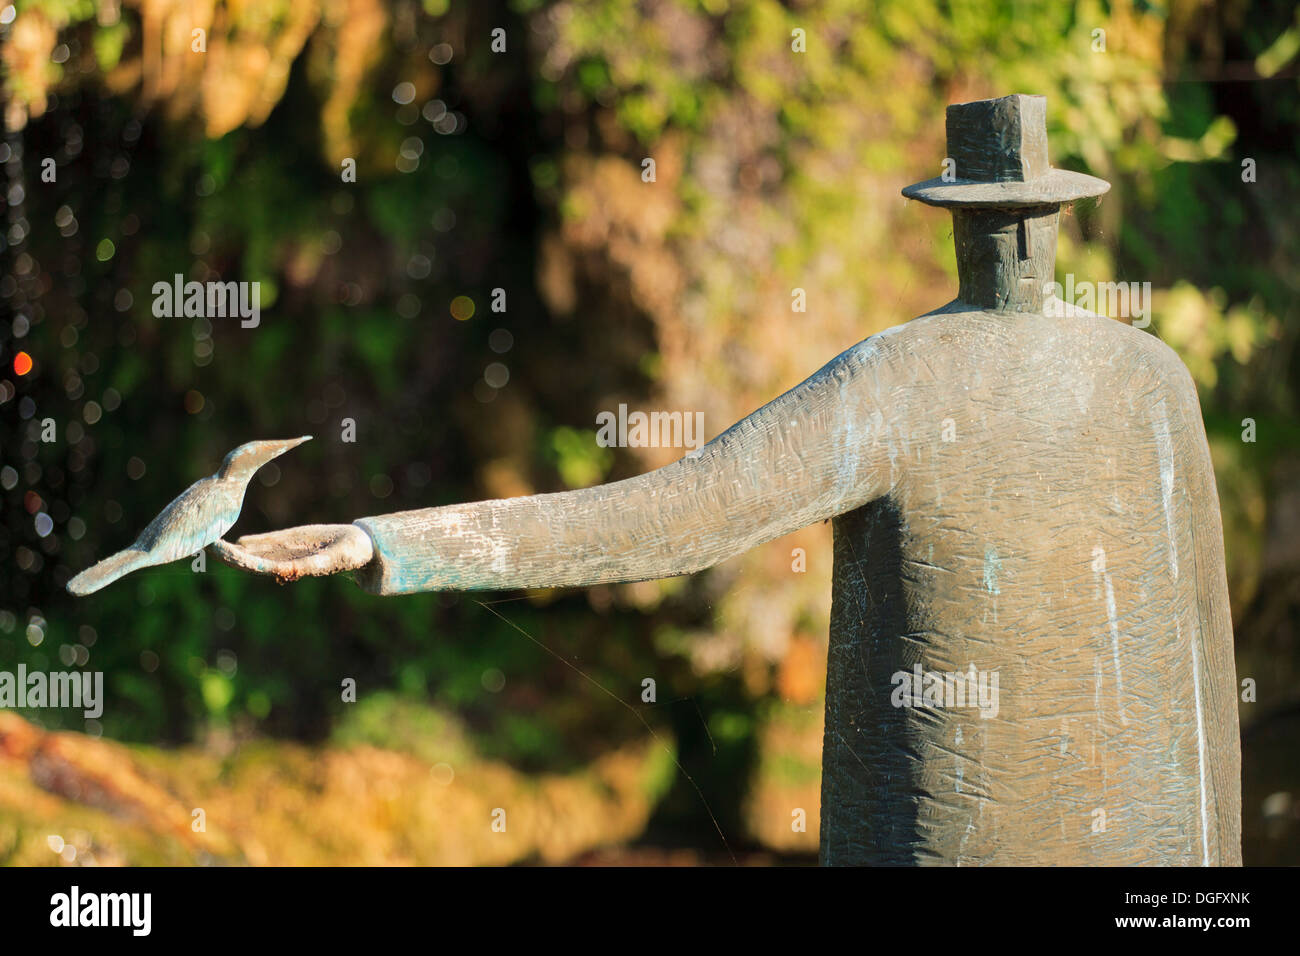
left=68, top=479, right=243, bottom=595
left=132, top=478, right=242, bottom=563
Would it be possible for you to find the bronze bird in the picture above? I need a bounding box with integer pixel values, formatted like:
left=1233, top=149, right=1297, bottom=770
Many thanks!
left=67, top=436, right=311, bottom=596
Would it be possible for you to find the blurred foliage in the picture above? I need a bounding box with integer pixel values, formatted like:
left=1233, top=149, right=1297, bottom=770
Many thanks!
left=2, top=0, right=1298, bottom=860
left=0, top=710, right=675, bottom=865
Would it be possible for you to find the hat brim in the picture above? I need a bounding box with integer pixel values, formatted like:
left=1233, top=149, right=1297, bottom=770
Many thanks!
left=901, top=168, right=1110, bottom=208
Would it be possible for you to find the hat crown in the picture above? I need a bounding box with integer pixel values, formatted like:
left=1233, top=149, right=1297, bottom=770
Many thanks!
left=946, top=94, right=1049, bottom=185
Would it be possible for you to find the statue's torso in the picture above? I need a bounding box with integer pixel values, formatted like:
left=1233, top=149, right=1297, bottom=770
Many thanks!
left=821, top=307, right=1241, bottom=865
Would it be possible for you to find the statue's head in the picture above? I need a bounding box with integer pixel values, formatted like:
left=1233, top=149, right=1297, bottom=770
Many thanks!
left=902, top=94, right=1111, bottom=312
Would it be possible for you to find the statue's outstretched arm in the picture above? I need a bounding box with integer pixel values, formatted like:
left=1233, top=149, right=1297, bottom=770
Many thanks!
left=217, top=333, right=906, bottom=594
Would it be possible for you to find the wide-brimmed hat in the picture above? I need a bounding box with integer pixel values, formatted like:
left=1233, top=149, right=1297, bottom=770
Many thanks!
left=902, top=94, right=1109, bottom=208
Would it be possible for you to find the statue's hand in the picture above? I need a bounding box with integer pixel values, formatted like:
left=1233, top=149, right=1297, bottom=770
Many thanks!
left=210, top=524, right=374, bottom=582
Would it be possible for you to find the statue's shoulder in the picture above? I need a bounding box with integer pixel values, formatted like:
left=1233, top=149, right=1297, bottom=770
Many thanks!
left=821, top=306, right=1199, bottom=414
left=1068, top=311, right=1198, bottom=392
left=1041, top=310, right=1204, bottom=422
left=810, top=323, right=915, bottom=384
left=904, top=301, right=1195, bottom=379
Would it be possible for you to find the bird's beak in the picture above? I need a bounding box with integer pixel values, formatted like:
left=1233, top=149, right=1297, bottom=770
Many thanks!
left=265, top=435, right=312, bottom=460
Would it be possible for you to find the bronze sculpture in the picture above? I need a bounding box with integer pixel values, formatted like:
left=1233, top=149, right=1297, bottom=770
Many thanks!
left=72, top=95, right=1241, bottom=865
left=66, top=437, right=312, bottom=596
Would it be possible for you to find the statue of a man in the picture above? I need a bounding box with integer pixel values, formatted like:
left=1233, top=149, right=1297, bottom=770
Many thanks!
left=76, top=94, right=1242, bottom=865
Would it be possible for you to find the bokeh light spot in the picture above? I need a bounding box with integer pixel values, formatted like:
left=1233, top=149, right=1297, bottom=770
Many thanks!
left=484, top=362, right=509, bottom=388
left=450, top=295, right=475, bottom=321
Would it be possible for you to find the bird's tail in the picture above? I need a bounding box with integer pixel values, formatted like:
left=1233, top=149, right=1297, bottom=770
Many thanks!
left=67, top=549, right=153, bottom=596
